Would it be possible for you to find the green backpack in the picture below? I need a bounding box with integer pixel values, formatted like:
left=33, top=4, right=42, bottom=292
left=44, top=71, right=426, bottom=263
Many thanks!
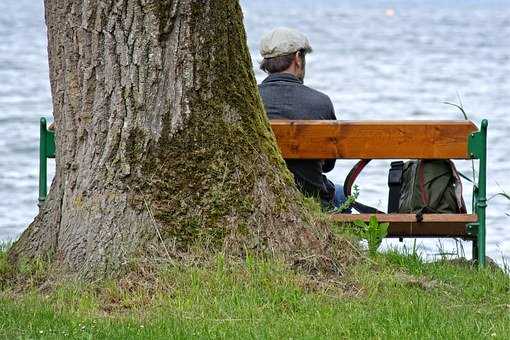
left=344, top=159, right=467, bottom=214
left=397, top=160, right=467, bottom=214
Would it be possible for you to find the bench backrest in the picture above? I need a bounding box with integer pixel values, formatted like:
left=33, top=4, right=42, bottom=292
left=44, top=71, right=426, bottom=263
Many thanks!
left=270, top=118, right=489, bottom=267
left=270, top=120, right=479, bottom=160
left=37, top=117, right=488, bottom=266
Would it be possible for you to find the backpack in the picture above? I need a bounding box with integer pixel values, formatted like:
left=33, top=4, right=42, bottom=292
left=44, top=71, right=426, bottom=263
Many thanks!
left=344, top=159, right=467, bottom=214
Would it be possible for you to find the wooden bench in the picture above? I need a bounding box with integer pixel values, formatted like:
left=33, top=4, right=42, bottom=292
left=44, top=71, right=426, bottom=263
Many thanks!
left=271, top=119, right=488, bottom=266
left=37, top=117, right=488, bottom=265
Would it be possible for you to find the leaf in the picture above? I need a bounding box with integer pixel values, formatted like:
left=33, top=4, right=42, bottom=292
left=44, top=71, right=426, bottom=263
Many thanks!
left=443, top=97, right=468, bottom=120
left=489, top=192, right=510, bottom=201
left=379, top=222, right=390, bottom=237
left=369, top=215, right=379, bottom=228
left=353, top=220, right=367, bottom=229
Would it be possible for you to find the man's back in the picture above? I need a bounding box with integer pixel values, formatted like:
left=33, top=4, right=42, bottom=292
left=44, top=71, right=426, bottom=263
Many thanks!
left=259, top=73, right=336, bottom=121
left=259, top=73, right=337, bottom=203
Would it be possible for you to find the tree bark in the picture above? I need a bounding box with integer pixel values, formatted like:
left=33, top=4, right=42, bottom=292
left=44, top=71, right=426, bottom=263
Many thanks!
left=9, top=0, right=344, bottom=278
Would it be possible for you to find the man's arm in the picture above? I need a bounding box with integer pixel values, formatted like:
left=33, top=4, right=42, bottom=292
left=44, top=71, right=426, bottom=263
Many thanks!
left=322, top=98, right=336, bottom=173
left=323, top=159, right=335, bottom=173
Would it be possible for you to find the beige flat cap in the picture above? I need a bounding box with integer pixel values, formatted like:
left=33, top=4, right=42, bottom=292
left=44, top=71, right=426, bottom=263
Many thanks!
left=259, top=27, right=312, bottom=59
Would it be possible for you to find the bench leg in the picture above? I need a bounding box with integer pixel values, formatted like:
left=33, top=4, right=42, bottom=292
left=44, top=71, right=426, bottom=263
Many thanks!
left=472, top=238, right=479, bottom=263
left=476, top=121, right=488, bottom=268
left=477, top=214, right=486, bottom=267
left=38, top=117, right=48, bottom=206
left=468, top=204, right=486, bottom=266
left=469, top=119, right=488, bottom=267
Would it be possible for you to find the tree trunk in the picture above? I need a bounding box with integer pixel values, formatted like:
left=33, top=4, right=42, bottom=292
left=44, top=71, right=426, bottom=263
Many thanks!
left=10, top=0, right=345, bottom=278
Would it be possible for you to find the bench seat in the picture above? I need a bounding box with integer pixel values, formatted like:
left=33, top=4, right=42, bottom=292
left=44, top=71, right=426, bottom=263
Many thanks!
left=332, top=214, right=478, bottom=239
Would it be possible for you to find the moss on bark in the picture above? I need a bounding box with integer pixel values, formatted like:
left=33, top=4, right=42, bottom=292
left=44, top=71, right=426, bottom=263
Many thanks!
left=138, top=1, right=297, bottom=249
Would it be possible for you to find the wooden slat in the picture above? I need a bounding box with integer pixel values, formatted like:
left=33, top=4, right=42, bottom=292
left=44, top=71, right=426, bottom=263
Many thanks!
left=332, top=214, right=478, bottom=238
left=333, top=214, right=478, bottom=223
left=271, top=120, right=478, bottom=159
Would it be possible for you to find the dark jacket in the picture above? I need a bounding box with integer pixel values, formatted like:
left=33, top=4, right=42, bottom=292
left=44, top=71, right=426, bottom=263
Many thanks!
left=258, top=73, right=337, bottom=203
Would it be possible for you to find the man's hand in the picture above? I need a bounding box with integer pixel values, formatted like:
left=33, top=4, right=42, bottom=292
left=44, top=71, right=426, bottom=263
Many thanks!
left=322, top=159, right=336, bottom=173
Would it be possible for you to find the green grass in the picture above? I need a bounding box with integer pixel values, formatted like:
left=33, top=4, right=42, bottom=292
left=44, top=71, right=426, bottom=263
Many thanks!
left=0, top=249, right=509, bottom=339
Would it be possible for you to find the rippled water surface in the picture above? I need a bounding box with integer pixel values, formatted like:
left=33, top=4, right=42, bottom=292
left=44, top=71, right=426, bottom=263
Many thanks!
left=1, top=0, right=509, bottom=261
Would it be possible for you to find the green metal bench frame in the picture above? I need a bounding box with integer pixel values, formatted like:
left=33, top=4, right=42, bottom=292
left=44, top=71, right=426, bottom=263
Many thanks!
left=38, top=117, right=55, bottom=206
left=38, top=117, right=489, bottom=265
left=467, top=119, right=488, bottom=266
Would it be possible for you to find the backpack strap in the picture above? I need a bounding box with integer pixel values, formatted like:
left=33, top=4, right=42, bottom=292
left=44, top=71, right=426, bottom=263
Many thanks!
left=388, top=161, right=404, bottom=213
left=458, top=172, right=474, bottom=184
left=343, top=159, right=370, bottom=197
left=418, top=160, right=430, bottom=206
left=448, top=160, right=468, bottom=213
left=343, top=160, right=385, bottom=214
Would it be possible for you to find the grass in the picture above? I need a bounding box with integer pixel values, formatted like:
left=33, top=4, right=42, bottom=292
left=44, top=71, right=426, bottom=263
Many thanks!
left=0, top=247, right=509, bottom=339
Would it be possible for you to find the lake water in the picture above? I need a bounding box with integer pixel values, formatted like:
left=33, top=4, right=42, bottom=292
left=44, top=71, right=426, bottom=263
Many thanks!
left=1, top=0, right=509, bottom=263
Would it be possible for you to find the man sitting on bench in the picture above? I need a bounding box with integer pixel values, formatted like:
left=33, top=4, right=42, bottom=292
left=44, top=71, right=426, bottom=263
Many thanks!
left=258, top=27, right=349, bottom=211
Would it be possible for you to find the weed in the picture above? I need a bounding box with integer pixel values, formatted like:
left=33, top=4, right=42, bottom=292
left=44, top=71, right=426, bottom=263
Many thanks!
left=331, top=185, right=359, bottom=214
left=443, top=94, right=477, bottom=184
left=351, top=216, right=389, bottom=256
left=489, top=187, right=510, bottom=216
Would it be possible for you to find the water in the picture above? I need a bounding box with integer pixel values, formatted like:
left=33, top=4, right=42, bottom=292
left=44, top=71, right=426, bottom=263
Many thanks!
left=1, top=0, right=509, bottom=262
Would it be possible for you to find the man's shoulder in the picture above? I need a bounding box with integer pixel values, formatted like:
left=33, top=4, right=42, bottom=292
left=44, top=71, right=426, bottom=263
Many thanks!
left=257, top=74, right=336, bottom=120
left=302, top=85, right=336, bottom=119
left=300, top=84, right=332, bottom=104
